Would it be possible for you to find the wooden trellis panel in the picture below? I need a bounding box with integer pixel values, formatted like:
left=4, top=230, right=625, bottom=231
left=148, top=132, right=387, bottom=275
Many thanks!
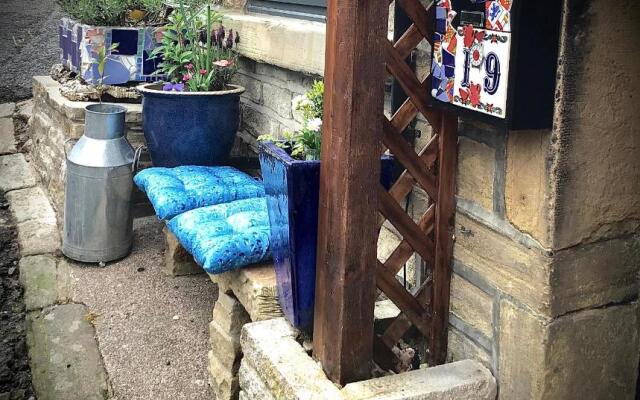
left=375, top=0, right=458, bottom=369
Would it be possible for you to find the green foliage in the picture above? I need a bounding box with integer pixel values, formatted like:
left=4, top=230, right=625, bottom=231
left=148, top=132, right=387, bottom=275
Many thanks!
left=150, top=1, right=238, bottom=91
left=258, top=80, right=324, bottom=160
left=58, top=0, right=174, bottom=26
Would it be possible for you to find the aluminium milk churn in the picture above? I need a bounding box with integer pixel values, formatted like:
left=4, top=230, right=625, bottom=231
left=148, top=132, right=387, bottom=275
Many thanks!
left=63, top=104, right=135, bottom=263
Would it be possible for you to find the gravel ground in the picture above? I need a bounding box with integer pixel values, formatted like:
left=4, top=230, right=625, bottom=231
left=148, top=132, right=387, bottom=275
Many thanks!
left=0, top=0, right=64, bottom=102
left=69, top=216, right=218, bottom=400
left=0, top=192, right=35, bottom=399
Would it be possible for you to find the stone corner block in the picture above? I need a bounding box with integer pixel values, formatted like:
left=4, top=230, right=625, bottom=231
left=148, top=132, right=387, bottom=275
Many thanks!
left=163, top=227, right=203, bottom=276
left=0, top=153, right=37, bottom=192
left=19, top=255, right=72, bottom=311
left=0, top=117, right=17, bottom=155
left=26, top=303, right=110, bottom=400
left=341, top=360, right=497, bottom=400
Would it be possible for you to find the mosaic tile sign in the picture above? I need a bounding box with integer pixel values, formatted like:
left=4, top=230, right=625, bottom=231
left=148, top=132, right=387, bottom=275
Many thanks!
left=431, top=0, right=513, bottom=119
left=59, top=17, right=164, bottom=85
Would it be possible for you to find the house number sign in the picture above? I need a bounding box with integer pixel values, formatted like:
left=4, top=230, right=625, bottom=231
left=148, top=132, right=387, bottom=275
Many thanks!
left=431, top=0, right=513, bottom=119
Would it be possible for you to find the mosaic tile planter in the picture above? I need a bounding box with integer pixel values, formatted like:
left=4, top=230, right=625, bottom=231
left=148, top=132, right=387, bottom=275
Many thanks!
left=59, top=17, right=163, bottom=85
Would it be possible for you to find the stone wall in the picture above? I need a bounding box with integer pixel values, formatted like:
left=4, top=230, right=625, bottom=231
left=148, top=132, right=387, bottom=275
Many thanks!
left=442, top=1, right=640, bottom=398
left=29, top=76, right=145, bottom=216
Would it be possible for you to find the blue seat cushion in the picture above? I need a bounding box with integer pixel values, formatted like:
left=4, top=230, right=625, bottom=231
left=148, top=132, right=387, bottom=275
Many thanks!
left=134, top=166, right=265, bottom=220
left=167, top=198, right=272, bottom=274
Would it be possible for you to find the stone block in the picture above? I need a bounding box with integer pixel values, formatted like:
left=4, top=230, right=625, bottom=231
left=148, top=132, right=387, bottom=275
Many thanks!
left=26, top=304, right=110, bottom=400
left=209, top=263, right=282, bottom=321
left=374, top=299, right=400, bottom=333
left=0, top=103, right=15, bottom=118
left=262, top=82, right=292, bottom=119
left=19, top=255, right=72, bottom=311
left=550, top=235, right=639, bottom=316
left=208, top=350, right=239, bottom=400
left=341, top=360, right=496, bottom=400
left=499, top=299, right=639, bottom=400
left=456, top=137, right=495, bottom=211
left=454, top=213, right=552, bottom=315
left=377, top=225, right=401, bottom=263
left=15, top=218, right=60, bottom=256
left=447, top=326, right=492, bottom=371
left=163, top=227, right=203, bottom=276
left=241, top=104, right=281, bottom=138
left=505, top=129, right=550, bottom=246
left=0, top=118, right=16, bottom=155
left=7, top=186, right=56, bottom=224
left=209, top=319, right=242, bottom=372
left=223, top=12, right=325, bottom=75
left=0, top=153, right=36, bottom=192
left=234, top=72, right=263, bottom=104
left=449, top=273, right=493, bottom=339
left=212, top=292, right=252, bottom=335
left=240, top=318, right=343, bottom=399
left=239, top=360, right=276, bottom=400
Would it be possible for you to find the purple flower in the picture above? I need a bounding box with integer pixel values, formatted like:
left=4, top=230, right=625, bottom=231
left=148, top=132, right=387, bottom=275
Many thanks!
left=162, top=83, right=185, bottom=92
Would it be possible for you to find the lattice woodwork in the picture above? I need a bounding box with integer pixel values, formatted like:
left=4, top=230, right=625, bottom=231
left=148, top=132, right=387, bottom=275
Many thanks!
left=375, top=0, right=458, bottom=370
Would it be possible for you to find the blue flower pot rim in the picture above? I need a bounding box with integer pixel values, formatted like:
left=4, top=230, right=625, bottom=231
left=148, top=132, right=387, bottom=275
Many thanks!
left=137, top=82, right=245, bottom=97
left=259, top=141, right=320, bottom=167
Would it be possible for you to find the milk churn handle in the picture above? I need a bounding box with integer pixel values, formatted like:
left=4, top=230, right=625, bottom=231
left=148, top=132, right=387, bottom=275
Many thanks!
left=63, top=138, right=77, bottom=159
left=132, top=145, right=146, bottom=175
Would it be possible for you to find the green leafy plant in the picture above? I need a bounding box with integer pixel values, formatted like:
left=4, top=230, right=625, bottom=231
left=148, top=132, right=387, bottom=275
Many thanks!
left=92, top=42, right=119, bottom=101
left=259, top=80, right=324, bottom=160
left=57, top=0, right=172, bottom=26
left=150, top=1, right=239, bottom=92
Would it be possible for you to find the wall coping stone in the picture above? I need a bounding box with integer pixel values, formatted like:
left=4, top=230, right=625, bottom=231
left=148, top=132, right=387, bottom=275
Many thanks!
left=240, top=318, right=497, bottom=400
left=221, top=9, right=325, bottom=76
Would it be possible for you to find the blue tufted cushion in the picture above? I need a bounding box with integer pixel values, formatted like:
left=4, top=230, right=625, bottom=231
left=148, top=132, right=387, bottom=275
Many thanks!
left=167, top=198, right=272, bottom=274
left=134, top=166, right=265, bottom=220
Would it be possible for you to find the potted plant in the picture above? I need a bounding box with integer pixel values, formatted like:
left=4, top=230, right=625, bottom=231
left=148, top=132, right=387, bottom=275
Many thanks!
left=57, top=0, right=172, bottom=85
left=258, top=81, right=396, bottom=330
left=137, top=3, right=243, bottom=167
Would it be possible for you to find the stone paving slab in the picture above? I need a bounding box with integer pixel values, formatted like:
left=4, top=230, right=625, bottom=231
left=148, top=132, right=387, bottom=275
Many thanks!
left=0, top=103, right=15, bottom=118
left=0, top=153, right=36, bottom=191
left=6, top=186, right=56, bottom=224
left=0, top=118, right=16, bottom=155
left=19, top=255, right=72, bottom=311
left=26, top=303, right=111, bottom=400
left=15, top=219, right=60, bottom=256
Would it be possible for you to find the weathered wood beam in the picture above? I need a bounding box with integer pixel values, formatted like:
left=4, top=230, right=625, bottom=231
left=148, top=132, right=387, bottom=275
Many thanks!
left=312, top=0, right=389, bottom=385
left=429, top=112, right=458, bottom=365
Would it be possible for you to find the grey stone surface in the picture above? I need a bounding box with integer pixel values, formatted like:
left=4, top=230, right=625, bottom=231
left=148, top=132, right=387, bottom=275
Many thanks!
left=26, top=303, right=110, bottom=400
left=70, top=216, right=216, bottom=400
left=0, top=103, right=15, bottom=118
left=0, top=118, right=16, bottom=154
left=239, top=360, right=276, bottom=400
left=341, top=360, right=497, bottom=400
left=240, top=318, right=344, bottom=399
left=15, top=218, right=60, bottom=256
left=0, top=153, right=36, bottom=192
left=19, top=255, right=71, bottom=311
left=163, top=227, right=203, bottom=276
left=6, top=186, right=56, bottom=224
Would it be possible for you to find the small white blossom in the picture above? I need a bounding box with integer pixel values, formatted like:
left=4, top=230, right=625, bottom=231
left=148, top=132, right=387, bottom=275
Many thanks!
left=307, top=117, right=322, bottom=132
left=292, top=94, right=312, bottom=111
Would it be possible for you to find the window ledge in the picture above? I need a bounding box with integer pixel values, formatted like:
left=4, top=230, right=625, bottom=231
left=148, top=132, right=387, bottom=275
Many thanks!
left=222, top=8, right=326, bottom=76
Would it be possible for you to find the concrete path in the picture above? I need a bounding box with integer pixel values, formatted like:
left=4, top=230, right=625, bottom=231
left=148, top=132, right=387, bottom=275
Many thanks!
left=70, top=217, right=217, bottom=400
left=1, top=103, right=219, bottom=399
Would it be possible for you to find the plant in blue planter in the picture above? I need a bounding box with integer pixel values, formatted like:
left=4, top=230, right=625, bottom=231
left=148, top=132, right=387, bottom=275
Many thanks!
left=138, top=2, right=244, bottom=167
left=258, top=82, right=396, bottom=330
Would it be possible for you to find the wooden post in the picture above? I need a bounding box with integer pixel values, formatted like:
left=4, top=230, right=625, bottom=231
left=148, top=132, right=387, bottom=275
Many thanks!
left=429, top=111, right=458, bottom=365
left=312, top=0, right=388, bottom=385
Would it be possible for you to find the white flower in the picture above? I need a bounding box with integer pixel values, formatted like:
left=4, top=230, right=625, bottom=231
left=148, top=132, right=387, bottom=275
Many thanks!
left=292, top=94, right=312, bottom=111
left=307, top=117, right=322, bottom=132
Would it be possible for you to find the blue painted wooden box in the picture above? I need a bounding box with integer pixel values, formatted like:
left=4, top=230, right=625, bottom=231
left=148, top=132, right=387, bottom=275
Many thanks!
left=259, top=142, right=396, bottom=330
left=59, top=17, right=163, bottom=85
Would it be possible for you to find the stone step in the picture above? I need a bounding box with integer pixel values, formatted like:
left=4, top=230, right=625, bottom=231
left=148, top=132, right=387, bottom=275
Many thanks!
left=0, top=117, right=17, bottom=155
left=19, top=255, right=72, bottom=311
left=7, top=186, right=60, bottom=256
left=0, top=153, right=36, bottom=192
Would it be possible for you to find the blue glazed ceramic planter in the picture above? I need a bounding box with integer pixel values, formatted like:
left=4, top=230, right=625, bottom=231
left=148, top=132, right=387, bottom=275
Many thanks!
left=138, top=84, right=244, bottom=167
left=259, top=142, right=396, bottom=330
